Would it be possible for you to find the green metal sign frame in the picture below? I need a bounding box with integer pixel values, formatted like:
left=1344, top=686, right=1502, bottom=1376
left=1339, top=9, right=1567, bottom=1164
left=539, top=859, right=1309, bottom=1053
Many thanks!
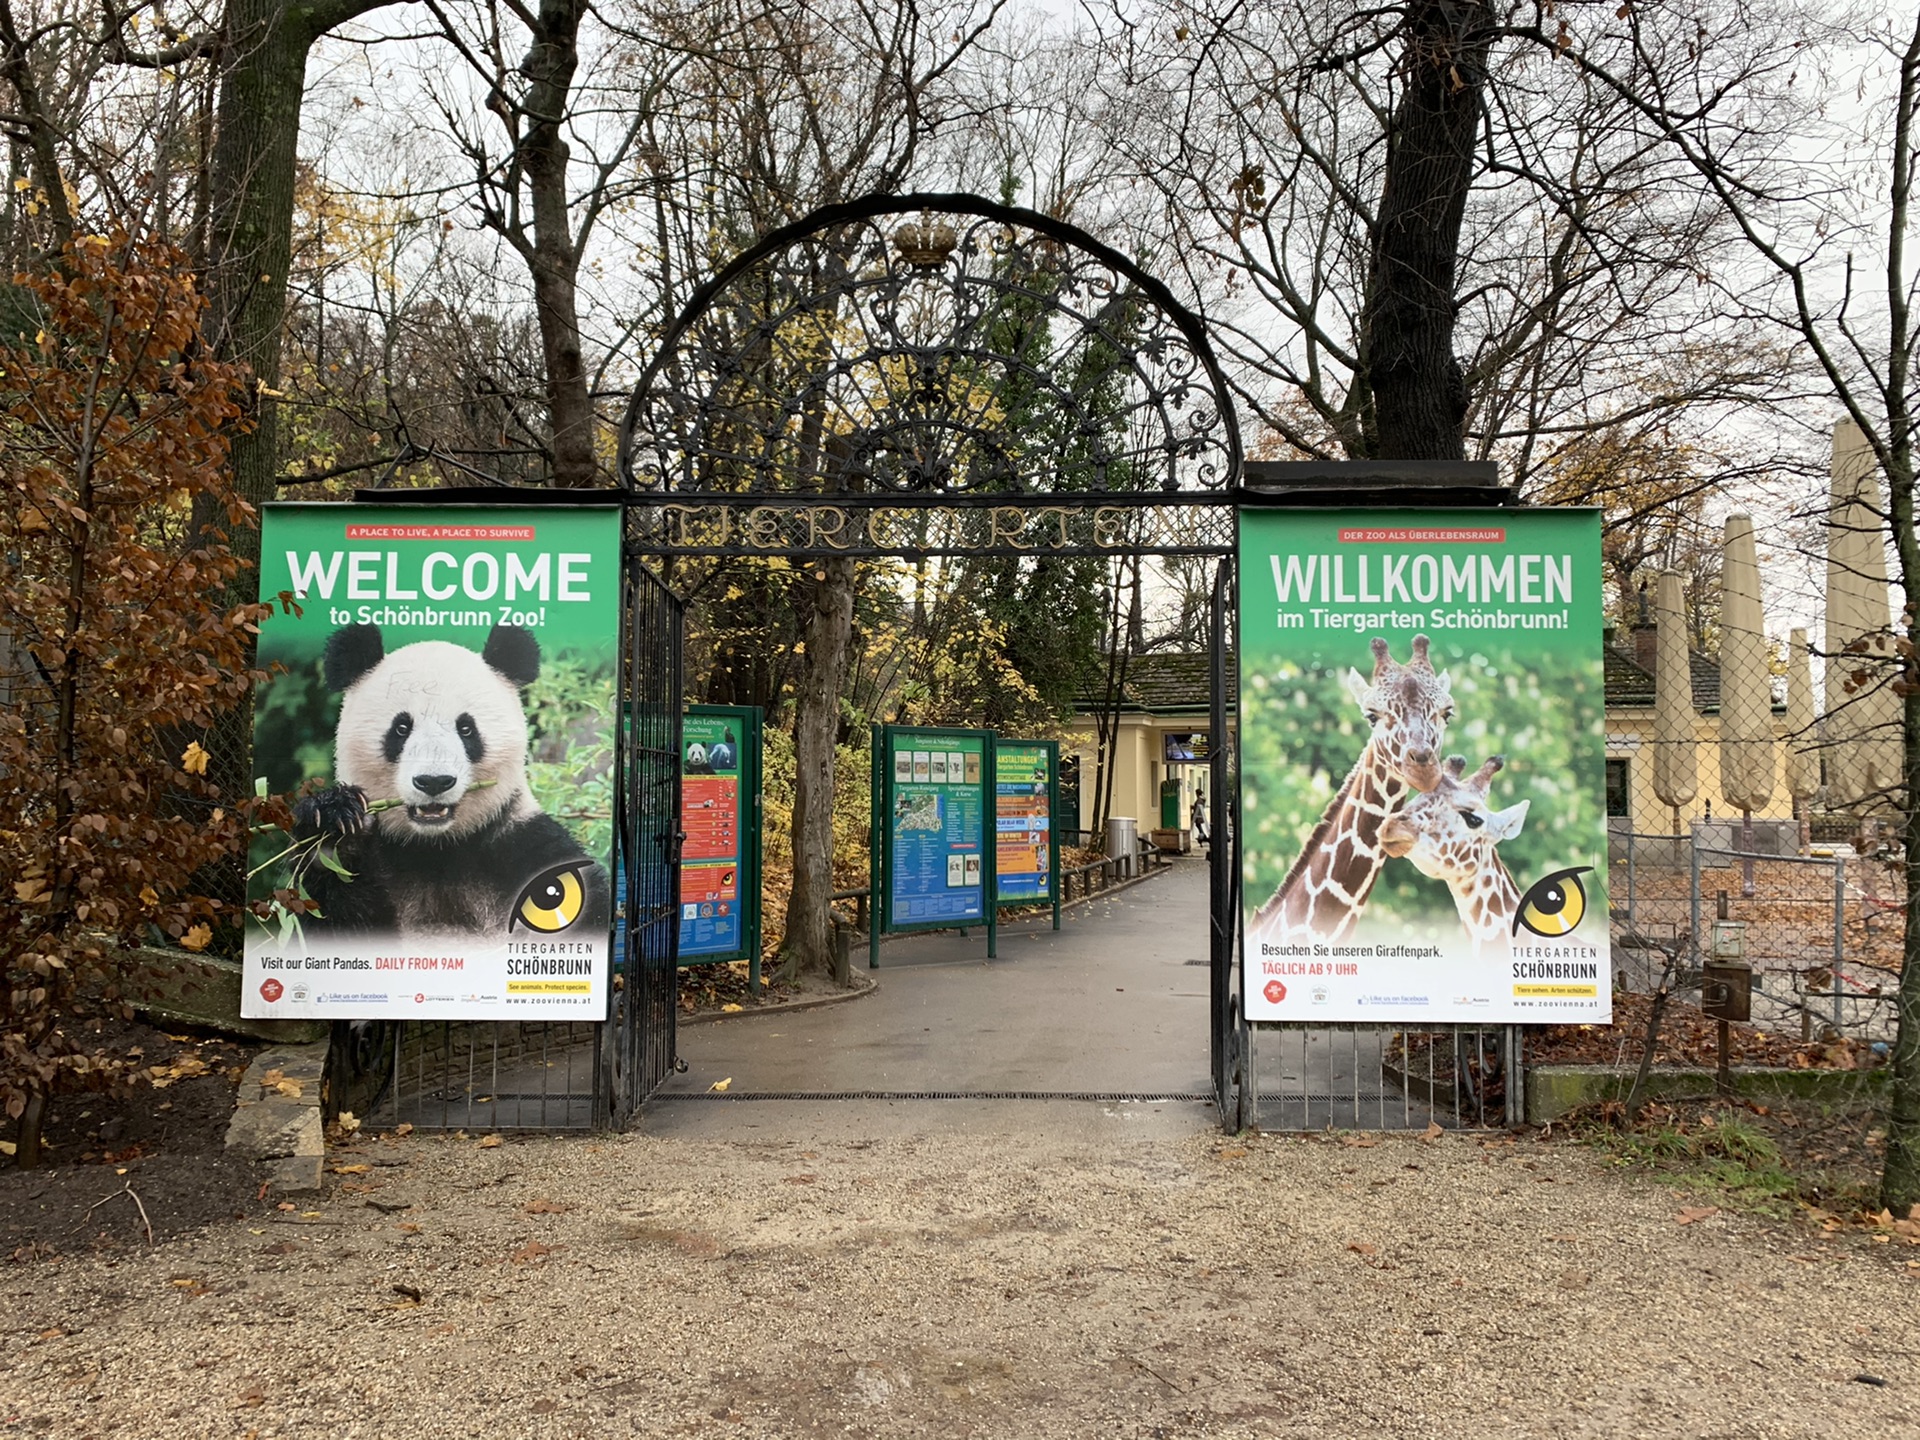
left=993, top=739, right=1061, bottom=931
left=870, top=724, right=998, bottom=966
left=678, top=704, right=764, bottom=991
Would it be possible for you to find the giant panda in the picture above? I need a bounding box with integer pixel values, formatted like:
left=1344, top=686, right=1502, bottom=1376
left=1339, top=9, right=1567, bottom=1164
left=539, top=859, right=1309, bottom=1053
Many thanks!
left=292, top=621, right=610, bottom=944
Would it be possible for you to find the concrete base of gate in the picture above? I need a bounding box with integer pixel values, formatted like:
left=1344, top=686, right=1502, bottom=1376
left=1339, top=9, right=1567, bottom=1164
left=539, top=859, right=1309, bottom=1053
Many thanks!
left=225, top=1042, right=330, bottom=1192
left=643, top=859, right=1217, bottom=1139
left=1525, top=1062, right=1890, bottom=1124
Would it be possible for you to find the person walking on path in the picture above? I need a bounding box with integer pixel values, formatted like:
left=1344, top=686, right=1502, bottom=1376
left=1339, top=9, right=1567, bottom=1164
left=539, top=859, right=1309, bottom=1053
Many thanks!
left=1191, top=794, right=1209, bottom=847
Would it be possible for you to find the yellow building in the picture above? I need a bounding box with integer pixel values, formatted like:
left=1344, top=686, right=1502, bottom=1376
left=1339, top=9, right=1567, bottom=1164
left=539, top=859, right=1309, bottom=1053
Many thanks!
left=1601, top=623, right=1798, bottom=848
left=1064, top=653, right=1228, bottom=847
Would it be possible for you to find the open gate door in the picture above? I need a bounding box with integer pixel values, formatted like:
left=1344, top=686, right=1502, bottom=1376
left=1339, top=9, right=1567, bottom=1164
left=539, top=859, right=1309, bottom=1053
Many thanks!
left=1209, top=557, right=1250, bottom=1129
left=607, top=563, right=684, bottom=1126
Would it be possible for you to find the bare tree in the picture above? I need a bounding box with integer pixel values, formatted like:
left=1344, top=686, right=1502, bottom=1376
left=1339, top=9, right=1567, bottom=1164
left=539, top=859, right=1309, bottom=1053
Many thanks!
left=419, top=0, right=709, bottom=485
left=1540, top=1, right=1920, bottom=1211
left=1091, top=0, right=1782, bottom=482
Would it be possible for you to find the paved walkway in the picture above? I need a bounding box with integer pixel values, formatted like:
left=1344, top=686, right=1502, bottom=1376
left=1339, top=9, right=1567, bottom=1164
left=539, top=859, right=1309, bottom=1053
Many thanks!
left=644, top=859, right=1216, bottom=1139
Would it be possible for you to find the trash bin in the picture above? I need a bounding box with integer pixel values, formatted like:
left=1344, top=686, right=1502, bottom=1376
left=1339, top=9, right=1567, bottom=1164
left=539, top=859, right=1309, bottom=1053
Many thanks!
left=1106, top=816, right=1138, bottom=878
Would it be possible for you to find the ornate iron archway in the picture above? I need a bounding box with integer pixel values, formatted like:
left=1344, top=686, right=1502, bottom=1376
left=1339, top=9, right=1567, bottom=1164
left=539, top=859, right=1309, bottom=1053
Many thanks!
left=616, top=192, right=1247, bottom=1124
left=616, top=192, right=1241, bottom=556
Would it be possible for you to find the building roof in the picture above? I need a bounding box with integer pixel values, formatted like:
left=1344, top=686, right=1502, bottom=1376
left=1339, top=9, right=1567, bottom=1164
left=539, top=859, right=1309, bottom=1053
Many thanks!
left=1076, top=650, right=1235, bottom=715
left=1603, top=636, right=1721, bottom=712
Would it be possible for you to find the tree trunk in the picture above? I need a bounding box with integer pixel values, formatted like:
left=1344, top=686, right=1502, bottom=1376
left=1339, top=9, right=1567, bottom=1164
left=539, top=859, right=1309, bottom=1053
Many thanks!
left=204, top=0, right=313, bottom=533
left=781, top=556, right=855, bottom=981
left=201, top=0, right=396, bottom=545
left=1359, top=0, right=1490, bottom=461
left=13, top=1092, right=45, bottom=1169
left=1877, top=25, right=1920, bottom=1215
left=0, top=0, right=75, bottom=251
left=1879, top=413, right=1920, bottom=1210
left=520, top=0, right=599, bottom=488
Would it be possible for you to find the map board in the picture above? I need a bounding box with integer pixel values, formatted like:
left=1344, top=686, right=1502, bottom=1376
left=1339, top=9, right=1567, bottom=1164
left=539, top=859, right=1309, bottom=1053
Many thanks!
left=871, top=725, right=997, bottom=962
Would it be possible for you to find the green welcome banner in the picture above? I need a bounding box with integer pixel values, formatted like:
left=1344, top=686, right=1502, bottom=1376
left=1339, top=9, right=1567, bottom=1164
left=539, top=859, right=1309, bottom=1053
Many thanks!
left=245, top=503, right=621, bottom=1021
left=1238, top=508, right=1610, bottom=1026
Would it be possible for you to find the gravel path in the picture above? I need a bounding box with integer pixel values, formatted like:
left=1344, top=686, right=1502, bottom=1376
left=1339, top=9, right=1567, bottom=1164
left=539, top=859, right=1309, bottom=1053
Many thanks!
left=3, top=1116, right=1915, bottom=1438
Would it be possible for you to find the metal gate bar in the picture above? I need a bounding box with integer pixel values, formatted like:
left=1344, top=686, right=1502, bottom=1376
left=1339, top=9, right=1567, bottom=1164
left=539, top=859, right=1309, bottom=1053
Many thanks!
left=608, top=561, right=684, bottom=1126
left=1243, top=1024, right=1522, bottom=1131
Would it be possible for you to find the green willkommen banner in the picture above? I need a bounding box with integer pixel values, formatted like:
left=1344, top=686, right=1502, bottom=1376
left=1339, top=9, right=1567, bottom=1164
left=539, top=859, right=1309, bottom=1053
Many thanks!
left=244, top=504, right=621, bottom=1021
left=1238, top=509, right=1610, bottom=1025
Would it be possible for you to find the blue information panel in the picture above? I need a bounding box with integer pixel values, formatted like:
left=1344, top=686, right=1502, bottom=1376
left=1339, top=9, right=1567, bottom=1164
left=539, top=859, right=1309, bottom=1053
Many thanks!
left=886, top=731, right=987, bottom=925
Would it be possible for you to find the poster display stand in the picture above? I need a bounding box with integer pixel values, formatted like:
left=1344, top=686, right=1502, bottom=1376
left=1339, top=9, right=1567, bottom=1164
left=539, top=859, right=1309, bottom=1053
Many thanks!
left=993, top=739, right=1061, bottom=930
left=869, top=725, right=997, bottom=966
left=1237, top=506, right=1610, bottom=1026
left=244, top=502, right=622, bottom=1022
left=677, top=705, right=764, bottom=990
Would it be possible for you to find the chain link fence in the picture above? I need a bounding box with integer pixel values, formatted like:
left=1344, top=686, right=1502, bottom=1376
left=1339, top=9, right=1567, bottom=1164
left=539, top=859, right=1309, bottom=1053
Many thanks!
left=1608, top=778, right=1903, bottom=1048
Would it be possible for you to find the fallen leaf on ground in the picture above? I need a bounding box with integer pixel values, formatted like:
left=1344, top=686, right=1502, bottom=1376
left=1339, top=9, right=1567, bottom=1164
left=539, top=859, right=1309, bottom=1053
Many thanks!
left=329, top=1164, right=370, bottom=1175
left=1422, top=1121, right=1444, bottom=1142
left=510, top=1241, right=556, bottom=1265
left=721, top=1003, right=743, bottom=1013
left=1341, top=1135, right=1377, bottom=1149
left=394, top=1123, right=414, bottom=1137
left=710, top=1077, right=732, bottom=1092
left=1675, top=1206, right=1720, bottom=1225
left=477, top=1134, right=503, bottom=1149
left=1216, top=1146, right=1249, bottom=1160
left=1346, top=1242, right=1377, bottom=1257
left=523, top=1198, right=572, bottom=1215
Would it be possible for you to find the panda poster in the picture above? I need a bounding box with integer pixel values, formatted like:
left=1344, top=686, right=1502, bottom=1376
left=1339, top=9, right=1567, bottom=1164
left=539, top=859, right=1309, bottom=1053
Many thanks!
left=245, top=503, right=622, bottom=1021
left=1238, top=508, right=1611, bottom=1027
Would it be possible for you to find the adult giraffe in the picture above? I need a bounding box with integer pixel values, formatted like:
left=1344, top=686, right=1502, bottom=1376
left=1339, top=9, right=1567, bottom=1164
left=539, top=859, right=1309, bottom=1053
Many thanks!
left=1248, top=635, right=1453, bottom=948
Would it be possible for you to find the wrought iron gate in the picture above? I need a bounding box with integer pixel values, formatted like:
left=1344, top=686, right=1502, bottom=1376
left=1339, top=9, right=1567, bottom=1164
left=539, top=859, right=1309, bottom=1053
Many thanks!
left=1209, top=557, right=1250, bottom=1127
left=607, top=562, right=684, bottom=1124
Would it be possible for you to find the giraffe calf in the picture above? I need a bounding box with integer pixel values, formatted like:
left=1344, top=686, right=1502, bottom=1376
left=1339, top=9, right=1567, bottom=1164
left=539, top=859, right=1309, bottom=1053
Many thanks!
left=1378, top=755, right=1529, bottom=962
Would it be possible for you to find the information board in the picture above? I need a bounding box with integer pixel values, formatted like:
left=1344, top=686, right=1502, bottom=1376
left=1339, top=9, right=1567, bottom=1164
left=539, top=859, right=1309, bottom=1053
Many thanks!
left=1238, top=507, right=1610, bottom=1026
left=678, top=706, right=761, bottom=965
left=994, top=741, right=1059, bottom=921
left=871, top=725, right=997, bottom=962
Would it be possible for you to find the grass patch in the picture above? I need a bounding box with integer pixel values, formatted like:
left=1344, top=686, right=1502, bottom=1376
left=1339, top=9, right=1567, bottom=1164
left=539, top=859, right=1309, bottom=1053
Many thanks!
left=1576, top=1105, right=1873, bottom=1218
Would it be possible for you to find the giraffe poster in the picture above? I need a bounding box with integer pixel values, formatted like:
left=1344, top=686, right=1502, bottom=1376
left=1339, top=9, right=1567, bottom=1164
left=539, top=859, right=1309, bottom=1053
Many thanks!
left=1238, top=507, right=1611, bottom=1025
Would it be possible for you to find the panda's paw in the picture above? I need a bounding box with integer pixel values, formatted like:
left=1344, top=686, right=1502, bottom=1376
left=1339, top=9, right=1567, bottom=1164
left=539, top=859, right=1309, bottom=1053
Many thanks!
left=294, top=784, right=371, bottom=838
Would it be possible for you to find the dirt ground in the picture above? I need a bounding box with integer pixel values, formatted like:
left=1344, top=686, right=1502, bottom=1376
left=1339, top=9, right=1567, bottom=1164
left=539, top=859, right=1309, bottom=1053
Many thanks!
left=3, top=1118, right=1916, bottom=1438
left=0, top=1018, right=263, bottom=1261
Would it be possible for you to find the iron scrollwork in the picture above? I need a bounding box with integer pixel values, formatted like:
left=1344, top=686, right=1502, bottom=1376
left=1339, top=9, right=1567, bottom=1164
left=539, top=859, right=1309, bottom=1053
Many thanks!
left=618, top=192, right=1241, bottom=557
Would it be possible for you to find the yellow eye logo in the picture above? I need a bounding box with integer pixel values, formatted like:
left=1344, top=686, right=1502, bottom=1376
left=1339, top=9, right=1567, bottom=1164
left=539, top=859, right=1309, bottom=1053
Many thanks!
left=514, top=864, right=587, bottom=933
left=1514, top=866, right=1592, bottom=937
